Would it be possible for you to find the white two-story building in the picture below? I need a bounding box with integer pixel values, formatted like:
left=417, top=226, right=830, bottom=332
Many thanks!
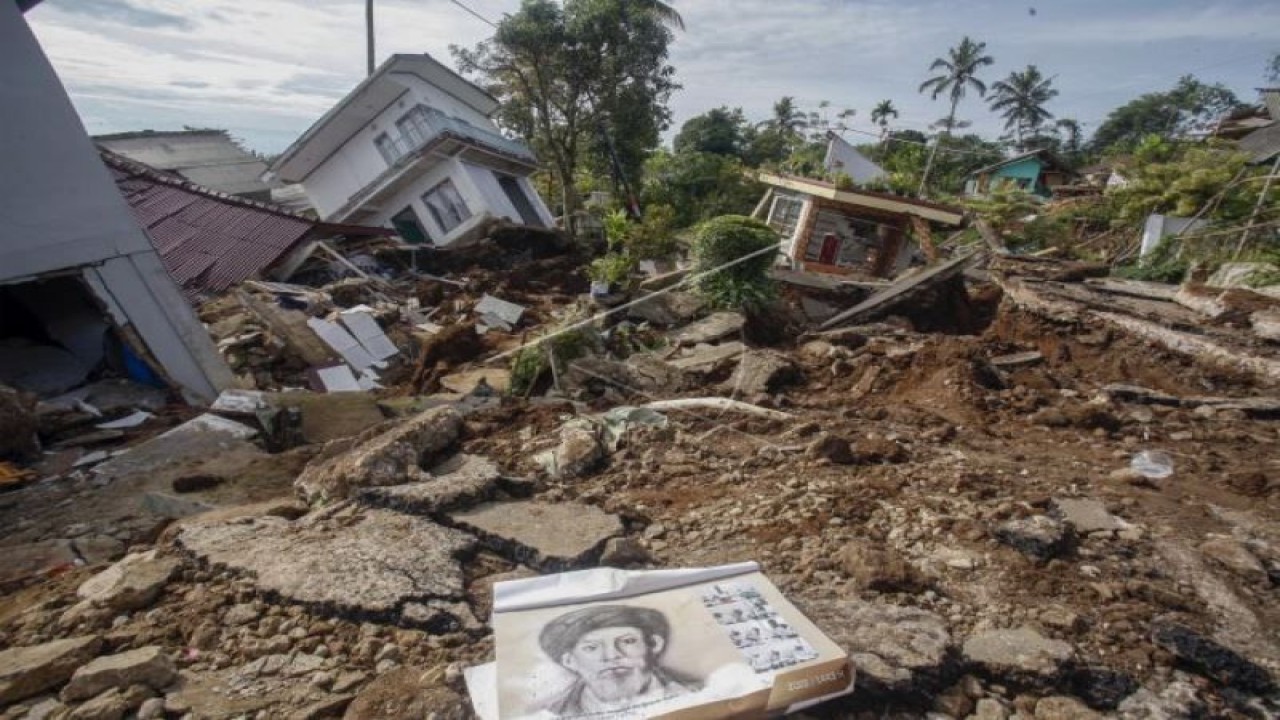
left=267, top=54, right=554, bottom=246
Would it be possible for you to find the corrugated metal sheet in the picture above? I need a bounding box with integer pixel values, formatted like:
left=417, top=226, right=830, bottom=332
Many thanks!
left=105, top=155, right=314, bottom=301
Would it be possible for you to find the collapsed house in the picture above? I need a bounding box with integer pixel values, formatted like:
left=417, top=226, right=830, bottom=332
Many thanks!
left=963, top=148, right=1076, bottom=199
left=756, top=172, right=964, bottom=278
left=0, top=1, right=230, bottom=403
left=265, top=54, right=554, bottom=247
left=102, top=150, right=392, bottom=303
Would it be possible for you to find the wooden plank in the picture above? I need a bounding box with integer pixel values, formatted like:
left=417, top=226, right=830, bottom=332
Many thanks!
left=818, top=251, right=980, bottom=330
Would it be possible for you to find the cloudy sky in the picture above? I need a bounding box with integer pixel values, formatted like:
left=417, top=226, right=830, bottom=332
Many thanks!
left=24, top=0, right=1280, bottom=155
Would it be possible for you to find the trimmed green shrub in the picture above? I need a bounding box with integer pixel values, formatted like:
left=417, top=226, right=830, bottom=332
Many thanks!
left=690, top=215, right=779, bottom=310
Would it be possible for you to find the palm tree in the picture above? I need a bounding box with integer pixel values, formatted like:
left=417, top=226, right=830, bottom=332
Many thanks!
left=1054, top=118, right=1081, bottom=153
left=871, top=99, right=899, bottom=137
left=989, top=65, right=1058, bottom=150
left=917, top=36, right=994, bottom=195
left=628, top=0, right=684, bottom=29
left=766, top=96, right=808, bottom=138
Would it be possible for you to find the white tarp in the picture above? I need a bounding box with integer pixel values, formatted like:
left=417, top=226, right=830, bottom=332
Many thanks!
left=466, top=562, right=853, bottom=720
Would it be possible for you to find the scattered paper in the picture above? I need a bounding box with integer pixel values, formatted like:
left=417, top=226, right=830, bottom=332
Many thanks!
left=95, top=411, right=153, bottom=429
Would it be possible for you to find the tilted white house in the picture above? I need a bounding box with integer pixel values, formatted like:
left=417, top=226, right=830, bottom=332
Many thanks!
left=267, top=54, right=554, bottom=246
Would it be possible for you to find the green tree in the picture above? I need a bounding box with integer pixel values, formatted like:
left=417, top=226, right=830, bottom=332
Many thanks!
left=641, top=150, right=762, bottom=227
left=674, top=107, right=749, bottom=157
left=764, top=96, right=808, bottom=138
left=1266, top=50, right=1280, bottom=82
left=453, top=0, right=678, bottom=233
left=870, top=99, right=899, bottom=136
left=988, top=65, right=1058, bottom=150
left=917, top=36, right=995, bottom=195
left=1089, top=75, right=1241, bottom=153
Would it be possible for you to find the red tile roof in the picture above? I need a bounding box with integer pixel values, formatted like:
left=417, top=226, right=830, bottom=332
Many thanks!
left=102, top=150, right=387, bottom=300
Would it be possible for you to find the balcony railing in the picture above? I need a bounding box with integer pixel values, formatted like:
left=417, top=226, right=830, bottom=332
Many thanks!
left=382, top=107, right=536, bottom=167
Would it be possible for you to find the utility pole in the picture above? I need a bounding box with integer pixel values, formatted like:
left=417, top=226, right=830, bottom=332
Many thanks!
left=366, top=0, right=375, bottom=76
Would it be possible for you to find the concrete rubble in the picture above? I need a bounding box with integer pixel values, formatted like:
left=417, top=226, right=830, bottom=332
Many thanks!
left=2, top=244, right=1280, bottom=719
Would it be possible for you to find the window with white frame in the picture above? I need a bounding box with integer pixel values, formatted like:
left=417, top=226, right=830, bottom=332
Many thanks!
left=421, top=179, right=472, bottom=234
left=395, top=105, right=433, bottom=149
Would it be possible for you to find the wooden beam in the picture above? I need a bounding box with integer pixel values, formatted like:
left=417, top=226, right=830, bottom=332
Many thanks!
left=910, top=216, right=937, bottom=264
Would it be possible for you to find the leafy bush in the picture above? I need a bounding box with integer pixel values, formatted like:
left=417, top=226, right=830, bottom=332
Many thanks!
left=689, top=215, right=779, bottom=310
left=628, top=204, right=680, bottom=260
left=509, top=326, right=595, bottom=396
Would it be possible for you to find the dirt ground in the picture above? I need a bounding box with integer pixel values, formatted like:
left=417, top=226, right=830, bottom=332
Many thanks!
left=0, top=266, right=1277, bottom=719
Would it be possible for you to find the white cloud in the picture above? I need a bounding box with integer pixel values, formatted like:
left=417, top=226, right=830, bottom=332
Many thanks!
left=24, top=0, right=1280, bottom=153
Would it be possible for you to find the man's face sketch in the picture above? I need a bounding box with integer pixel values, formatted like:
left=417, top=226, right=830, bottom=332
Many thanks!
left=559, top=625, right=664, bottom=702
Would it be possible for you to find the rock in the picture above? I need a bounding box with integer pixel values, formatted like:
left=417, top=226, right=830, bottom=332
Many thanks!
left=994, top=516, right=1073, bottom=562
left=934, top=684, right=975, bottom=717
left=541, top=422, right=606, bottom=480
left=76, top=551, right=180, bottom=612
left=838, top=540, right=926, bottom=593
left=294, top=407, right=462, bottom=504
left=1150, top=620, right=1273, bottom=692
left=61, top=647, right=176, bottom=702
left=24, top=697, right=68, bottom=720
left=669, top=342, right=745, bottom=374
left=343, top=667, right=469, bottom=720
left=806, top=435, right=854, bottom=465
left=1066, top=666, right=1138, bottom=711
left=91, top=414, right=257, bottom=484
left=291, top=694, right=355, bottom=720
left=176, top=507, right=474, bottom=629
left=1197, top=537, right=1268, bottom=583
left=970, top=698, right=1007, bottom=720
left=1034, top=696, right=1101, bottom=719
left=0, top=635, right=102, bottom=705
left=0, top=383, right=39, bottom=462
left=672, top=312, right=744, bottom=346
left=67, top=688, right=129, bottom=720
left=0, top=539, right=78, bottom=589
left=1038, top=606, right=1083, bottom=633
left=1114, top=676, right=1206, bottom=719
left=962, top=627, right=1073, bottom=679
left=223, top=603, right=260, bottom=626
left=331, top=671, right=369, bottom=694
left=357, top=453, right=500, bottom=514
left=599, top=537, right=653, bottom=566
left=449, top=500, right=622, bottom=572
left=170, top=474, right=224, bottom=493
left=140, top=493, right=216, bottom=520
left=801, top=599, right=950, bottom=693
left=1050, top=498, right=1128, bottom=534
left=564, top=355, right=684, bottom=397
left=723, top=350, right=799, bottom=395
left=71, top=536, right=126, bottom=566
left=136, top=697, right=165, bottom=719
left=627, top=291, right=706, bottom=327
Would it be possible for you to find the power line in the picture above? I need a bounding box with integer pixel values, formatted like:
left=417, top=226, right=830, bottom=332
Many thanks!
left=450, top=0, right=497, bottom=27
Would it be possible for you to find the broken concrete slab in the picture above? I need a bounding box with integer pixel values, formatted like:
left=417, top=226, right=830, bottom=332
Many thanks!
left=91, top=414, right=258, bottom=483
left=357, top=454, right=501, bottom=514
left=800, top=599, right=951, bottom=694
left=76, top=550, right=181, bottom=612
left=820, top=252, right=978, bottom=330
left=668, top=342, right=745, bottom=373
left=175, top=506, right=474, bottom=628
left=627, top=291, right=706, bottom=327
left=672, top=312, right=745, bottom=346
left=722, top=349, right=799, bottom=395
left=447, top=500, right=622, bottom=572
left=293, top=406, right=462, bottom=504
left=0, top=636, right=102, bottom=705
left=61, top=646, right=176, bottom=702
left=995, top=515, right=1074, bottom=562
left=962, top=627, right=1073, bottom=679
left=1051, top=498, right=1130, bottom=535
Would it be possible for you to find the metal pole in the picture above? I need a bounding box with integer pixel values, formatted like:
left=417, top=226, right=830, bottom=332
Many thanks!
left=366, top=0, right=375, bottom=76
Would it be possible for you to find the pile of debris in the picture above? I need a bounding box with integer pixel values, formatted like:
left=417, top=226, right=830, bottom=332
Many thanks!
left=1, top=243, right=1279, bottom=720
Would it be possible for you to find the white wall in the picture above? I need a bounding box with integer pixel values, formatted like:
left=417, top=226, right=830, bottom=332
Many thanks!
left=302, top=74, right=509, bottom=219
left=1, top=3, right=231, bottom=403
